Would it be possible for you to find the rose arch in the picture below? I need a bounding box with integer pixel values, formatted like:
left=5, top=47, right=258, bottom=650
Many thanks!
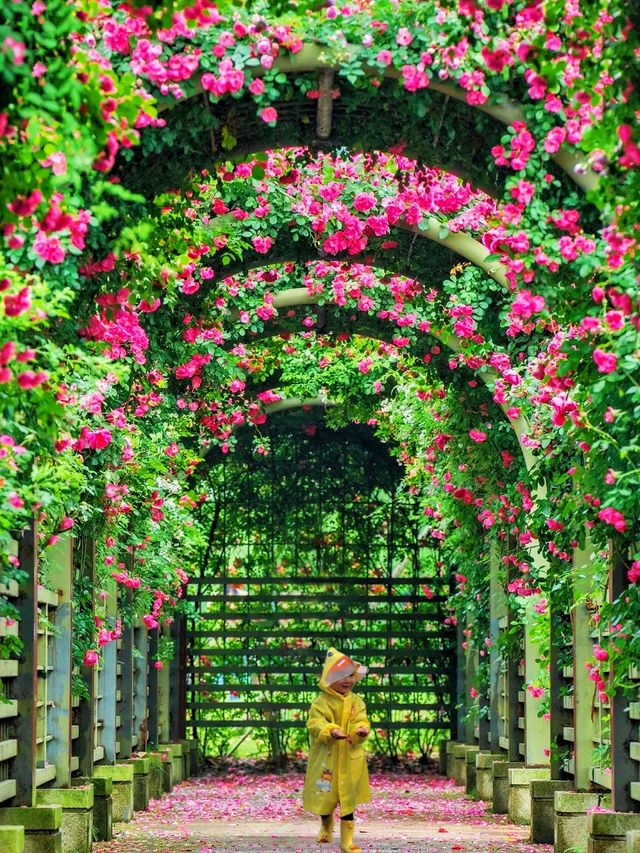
left=0, top=0, right=639, bottom=837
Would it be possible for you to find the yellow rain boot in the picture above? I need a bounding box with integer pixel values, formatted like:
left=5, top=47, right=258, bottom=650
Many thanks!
left=340, top=819, right=361, bottom=853
left=317, top=814, right=334, bottom=843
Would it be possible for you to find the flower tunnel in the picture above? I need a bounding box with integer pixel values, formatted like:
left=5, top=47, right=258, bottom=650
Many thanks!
left=1, top=0, right=639, bottom=850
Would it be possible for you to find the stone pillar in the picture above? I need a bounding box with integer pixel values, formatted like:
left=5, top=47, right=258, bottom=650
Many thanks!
left=71, top=776, right=112, bottom=842
left=554, top=791, right=611, bottom=853
left=92, top=764, right=134, bottom=823
left=159, top=742, right=183, bottom=785
left=452, top=743, right=468, bottom=785
left=47, top=539, right=73, bottom=789
left=36, top=787, right=94, bottom=853
left=524, top=599, right=551, bottom=765
left=160, top=746, right=174, bottom=793
left=572, top=541, right=598, bottom=791
left=179, top=739, right=192, bottom=780
left=530, top=780, right=574, bottom=843
left=476, top=753, right=503, bottom=803
left=157, top=633, right=171, bottom=743
left=464, top=746, right=481, bottom=797
left=438, top=740, right=447, bottom=775
left=628, top=831, right=640, bottom=852
left=0, top=826, right=25, bottom=853
left=445, top=741, right=458, bottom=779
left=0, top=805, right=62, bottom=853
left=128, top=757, right=151, bottom=812
left=508, top=767, right=551, bottom=825
left=147, top=753, right=165, bottom=800
left=187, top=738, right=199, bottom=777
left=492, top=761, right=523, bottom=814
left=488, top=541, right=506, bottom=753
left=588, top=812, right=640, bottom=853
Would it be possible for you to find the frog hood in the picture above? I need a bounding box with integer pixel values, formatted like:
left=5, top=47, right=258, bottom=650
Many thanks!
left=319, top=647, right=367, bottom=693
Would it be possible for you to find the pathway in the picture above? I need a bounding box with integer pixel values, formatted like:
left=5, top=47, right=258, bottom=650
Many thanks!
left=95, top=770, right=551, bottom=853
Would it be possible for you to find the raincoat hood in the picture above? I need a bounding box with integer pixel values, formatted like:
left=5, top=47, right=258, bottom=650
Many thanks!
left=319, top=647, right=368, bottom=693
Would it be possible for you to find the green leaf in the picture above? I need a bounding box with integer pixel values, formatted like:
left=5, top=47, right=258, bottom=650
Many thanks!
left=221, top=126, right=237, bottom=150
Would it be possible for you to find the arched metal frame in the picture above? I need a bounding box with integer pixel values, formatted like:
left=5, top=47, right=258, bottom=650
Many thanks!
left=162, top=42, right=597, bottom=193
left=151, top=38, right=629, bottom=807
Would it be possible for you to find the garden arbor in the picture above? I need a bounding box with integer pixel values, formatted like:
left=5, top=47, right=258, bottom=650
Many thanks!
left=1, top=1, right=640, bottom=851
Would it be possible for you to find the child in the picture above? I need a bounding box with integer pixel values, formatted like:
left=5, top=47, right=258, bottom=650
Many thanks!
left=303, top=647, right=371, bottom=853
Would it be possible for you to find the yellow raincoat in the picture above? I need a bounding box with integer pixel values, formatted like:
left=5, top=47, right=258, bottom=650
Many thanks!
left=302, top=648, right=371, bottom=816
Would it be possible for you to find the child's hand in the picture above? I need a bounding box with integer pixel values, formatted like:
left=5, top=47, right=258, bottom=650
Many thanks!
left=331, top=728, right=348, bottom=739
left=355, top=727, right=370, bottom=737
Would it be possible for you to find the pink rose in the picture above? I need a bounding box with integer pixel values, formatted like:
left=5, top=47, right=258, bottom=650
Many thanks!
left=597, top=506, right=626, bottom=532
left=251, top=235, right=273, bottom=254
left=593, top=348, right=617, bottom=374
left=83, top=649, right=99, bottom=666
left=352, top=192, right=376, bottom=212
left=396, top=27, right=413, bottom=46
left=17, top=370, right=48, bottom=389
left=259, top=107, right=278, bottom=124
left=4, top=287, right=31, bottom=317
left=33, top=231, right=66, bottom=264
left=86, top=428, right=112, bottom=450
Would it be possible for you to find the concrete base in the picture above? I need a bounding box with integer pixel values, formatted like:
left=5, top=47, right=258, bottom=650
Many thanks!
left=186, top=738, right=199, bottom=777
left=589, top=813, right=640, bottom=853
left=36, top=787, right=94, bottom=853
left=93, top=782, right=113, bottom=842
left=128, top=757, right=151, bottom=812
left=492, top=762, right=523, bottom=815
left=476, top=753, right=504, bottom=803
left=508, top=767, right=551, bottom=826
left=158, top=746, right=174, bottom=793
left=0, top=806, right=62, bottom=853
left=179, top=739, right=193, bottom=778
left=452, top=743, right=468, bottom=785
left=555, top=791, right=611, bottom=853
left=160, top=743, right=184, bottom=785
left=146, top=753, right=165, bottom=800
left=530, top=780, right=574, bottom=844
left=438, top=741, right=447, bottom=776
left=72, top=776, right=113, bottom=842
left=628, top=831, right=640, bottom=852
left=0, top=826, right=25, bottom=853
left=464, top=746, right=482, bottom=797
left=588, top=813, right=640, bottom=853
left=93, top=765, right=134, bottom=823
left=24, top=836, right=62, bottom=853
left=445, top=741, right=459, bottom=779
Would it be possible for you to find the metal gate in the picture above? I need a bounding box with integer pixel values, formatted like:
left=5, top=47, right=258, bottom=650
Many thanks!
left=184, top=414, right=456, bottom=757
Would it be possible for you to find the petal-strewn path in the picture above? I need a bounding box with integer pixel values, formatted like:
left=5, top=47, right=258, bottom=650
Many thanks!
left=95, top=771, right=551, bottom=853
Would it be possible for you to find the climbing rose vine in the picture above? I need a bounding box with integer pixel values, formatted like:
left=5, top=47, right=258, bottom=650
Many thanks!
left=0, top=0, right=638, bottom=726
